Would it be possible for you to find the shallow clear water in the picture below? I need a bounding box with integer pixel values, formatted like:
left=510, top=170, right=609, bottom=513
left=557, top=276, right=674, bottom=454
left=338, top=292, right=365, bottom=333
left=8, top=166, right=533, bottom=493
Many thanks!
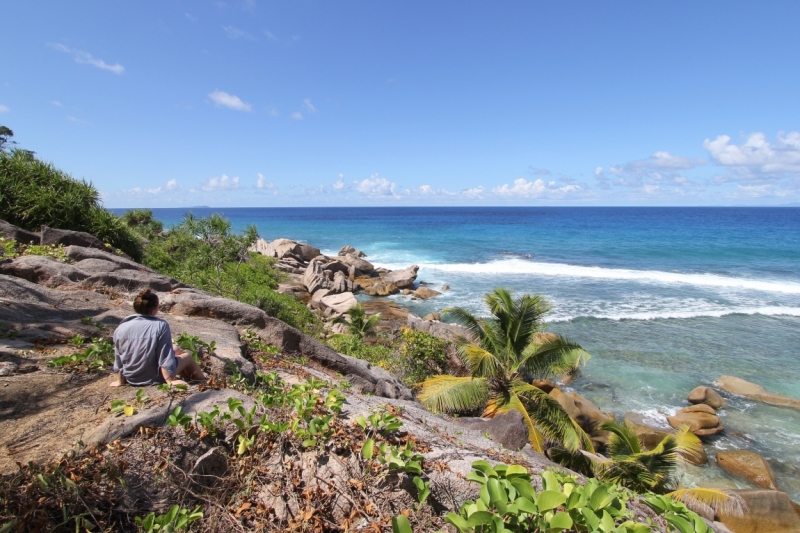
left=126, top=206, right=800, bottom=499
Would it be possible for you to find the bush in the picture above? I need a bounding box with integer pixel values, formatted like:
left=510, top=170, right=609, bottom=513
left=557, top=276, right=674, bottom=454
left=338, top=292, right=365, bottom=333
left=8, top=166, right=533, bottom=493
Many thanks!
left=254, top=290, right=323, bottom=337
left=0, top=150, right=143, bottom=261
left=399, top=328, right=451, bottom=386
left=327, top=335, right=398, bottom=371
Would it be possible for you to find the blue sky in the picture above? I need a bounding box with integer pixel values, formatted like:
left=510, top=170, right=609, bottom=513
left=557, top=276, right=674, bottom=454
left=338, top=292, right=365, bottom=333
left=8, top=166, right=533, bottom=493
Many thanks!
left=2, top=1, right=799, bottom=207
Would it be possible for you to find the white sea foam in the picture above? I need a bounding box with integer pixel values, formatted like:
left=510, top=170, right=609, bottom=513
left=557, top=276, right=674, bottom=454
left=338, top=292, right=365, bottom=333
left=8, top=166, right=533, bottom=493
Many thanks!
left=409, top=258, right=800, bottom=295
left=550, top=305, right=800, bottom=322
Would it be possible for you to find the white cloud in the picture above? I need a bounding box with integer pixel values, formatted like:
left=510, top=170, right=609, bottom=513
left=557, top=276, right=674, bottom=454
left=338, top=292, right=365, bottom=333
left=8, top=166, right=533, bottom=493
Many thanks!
left=122, top=179, right=182, bottom=196
left=291, top=112, right=303, bottom=120
left=303, top=99, right=316, bottom=113
left=462, top=186, right=486, bottom=198
left=492, top=178, right=580, bottom=198
left=264, top=30, right=278, bottom=40
left=403, top=184, right=456, bottom=197
left=355, top=174, right=398, bottom=197
left=165, top=179, right=180, bottom=191
left=208, top=90, right=252, bottom=112
left=648, top=151, right=701, bottom=170
left=201, top=174, right=240, bottom=191
left=332, top=174, right=347, bottom=190
left=222, top=25, right=255, bottom=40
left=0, top=105, right=8, bottom=113
left=51, top=43, right=124, bottom=75
left=256, top=173, right=275, bottom=189
left=704, top=132, right=800, bottom=174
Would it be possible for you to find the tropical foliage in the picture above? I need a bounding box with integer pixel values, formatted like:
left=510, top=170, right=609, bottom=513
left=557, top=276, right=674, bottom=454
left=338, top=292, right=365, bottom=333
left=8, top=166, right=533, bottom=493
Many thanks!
left=332, top=303, right=380, bottom=339
left=418, top=288, right=591, bottom=453
left=0, top=148, right=143, bottom=260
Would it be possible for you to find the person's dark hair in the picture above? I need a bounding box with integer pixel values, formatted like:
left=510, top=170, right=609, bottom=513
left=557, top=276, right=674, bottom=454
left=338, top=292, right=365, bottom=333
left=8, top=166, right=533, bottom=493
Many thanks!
left=133, top=289, right=159, bottom=314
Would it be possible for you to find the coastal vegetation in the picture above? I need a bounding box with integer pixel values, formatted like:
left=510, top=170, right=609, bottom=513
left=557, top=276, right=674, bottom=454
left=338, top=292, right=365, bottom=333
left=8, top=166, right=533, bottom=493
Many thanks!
left=0, top=145, right=143, bottom=260
left=418, top=289, right=592, bottom=454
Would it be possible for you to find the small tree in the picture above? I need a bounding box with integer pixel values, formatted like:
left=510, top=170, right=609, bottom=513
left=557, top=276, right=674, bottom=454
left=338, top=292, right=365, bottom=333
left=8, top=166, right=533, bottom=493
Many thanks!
left=0, top=125, right=14, bottom=152
left=333, top=304, right=380, bottom=339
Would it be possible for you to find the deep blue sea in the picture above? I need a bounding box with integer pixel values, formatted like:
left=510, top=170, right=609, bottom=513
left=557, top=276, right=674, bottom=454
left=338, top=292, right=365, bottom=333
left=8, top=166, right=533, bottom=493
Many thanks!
left=119, top=206, right=800, bottom=496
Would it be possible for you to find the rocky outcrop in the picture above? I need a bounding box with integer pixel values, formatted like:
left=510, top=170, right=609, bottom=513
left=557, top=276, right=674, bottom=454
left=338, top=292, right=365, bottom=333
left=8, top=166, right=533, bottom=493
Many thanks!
left=248, top=237, right=276, bottom=257
left=406, top=315, right=471, bottom=342
left=357, top=277, right=399, bottom=296
left=384, top=264, right=419, bottom=289
left=549, top=388, right=614, bottom=450
left=338, top=254, right=375, bottom=275
left=667, top=404, right=724, bottom=437
left=0, top=219, right=40, bottom=244
left=329, top=270, right=355, bottom=294
left=319, top=292, right=358, bottom=315
left=338, top=245, right=366, bottom=258
left=688, top=386, right=726, bottom=409
left=454, top=410, right=530, bottom=451
left=716, top=375, right=800, bottom=411
left=302, top=258, right=329, bottom=294
left=717, top=489, right=800, bottom=533
left=414, top=286, right=441, bottom=299
left=716, top=450, right=779, bottom=490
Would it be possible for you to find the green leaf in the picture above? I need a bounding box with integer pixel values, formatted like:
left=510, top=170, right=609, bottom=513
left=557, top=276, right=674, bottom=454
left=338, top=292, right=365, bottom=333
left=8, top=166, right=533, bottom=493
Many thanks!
left=504, top=465, right=530, bottom=479
left=510, top=478, right=536, bottom=500
left=580, top=507, right=601, bottom=530
left=548, top=511, right=573, bottom=531
left=514, top=497, right=538, bottom=514
left=392, top=514, right=413, bottom=533
left=664, top=514, right=694, bottom=533
left=589, top=485, right=609, bottom=510
left=472, top=460, right=498, bottom=478
left=600, top=510, right=615, bottom=532
left=537, top=490, right=567, bottom=512
left=486, top=477, right=507, bottom=514
left=466, top=511, right=494, bottom=527
left=361, top=438, right=374, bottom=460
left=445, top=512, right=470, bottom=532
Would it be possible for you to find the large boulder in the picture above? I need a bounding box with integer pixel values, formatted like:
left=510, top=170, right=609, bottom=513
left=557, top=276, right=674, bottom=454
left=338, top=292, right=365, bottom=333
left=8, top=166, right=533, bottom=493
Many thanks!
left=271, top=238, right=302, bottom=259
left=0, top=220, right=40, bottom=244
left=0, top=255, right=89, bottom=286
left=717, top=489, right=800, bottom=533
left=322, top=259, right=350, bottom=276
left=406, top=314, right=471, bottom=343
left=384, top=265, right=419, bottom=289
left=338, top=254, right=375, bottom=275
left=414, top=286, right=441, bottom=299
left=716, top=450, right=779, bottom=490
left=338, top=245, right=366, bottom=258
left=296, top=243, right=320, bottom=262
left=549, top=388, right=614, bottom=449
left=41, top=226, right=106, bottom=249
left=688, top=386, right=727, bottom=409
left=248, top=238, right=277, bottom=257
left=329, top=271, right=354, bottom=294
left=319, top=292, right=358, bottom=315
left=716, top=375, right=800, bottom=411
left=302, top=258, right=329, bottom=294
left=667, top=404, right=724, bottom=437
left=455, top=410, right=530, bottom=451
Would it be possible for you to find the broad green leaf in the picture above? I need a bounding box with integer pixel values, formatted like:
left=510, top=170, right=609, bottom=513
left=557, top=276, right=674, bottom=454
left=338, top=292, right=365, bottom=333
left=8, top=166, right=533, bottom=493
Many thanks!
left=548, top=511, right=573, bottom=531
left=514, top=497, right=538, bottom=514
left=466, top=511, right=494, bottom=527
left=541, top=470, right=560, bottom=491
left=537, top=490, right=567, bottom=512
left=580, top=507, right=601, bottom=530
left=510, top=478, right=536, bottom=500
left=472, top=460, right=498, bottom=478
left=392, top=514, right=413, bottom=533
left=664, top=514, right=694, bottom=533
left=589, top=485, right=609, bottom=510
left=600, top=510, right=615, bottom=532
left=445, top=512, right=470, bottom=532
left=505, top=465, right=529, bottom=478
left=361, top=438, right=374, bottom=460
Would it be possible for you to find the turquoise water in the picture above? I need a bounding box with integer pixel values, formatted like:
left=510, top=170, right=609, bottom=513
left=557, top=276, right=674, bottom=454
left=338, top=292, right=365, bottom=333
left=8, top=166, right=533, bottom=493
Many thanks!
left=131, top=207, right=800, bottom=497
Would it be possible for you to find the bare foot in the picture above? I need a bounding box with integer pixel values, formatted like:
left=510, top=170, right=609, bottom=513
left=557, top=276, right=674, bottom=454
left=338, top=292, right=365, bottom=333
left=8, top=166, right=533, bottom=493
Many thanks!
left=168, top=379, right=189, bottom=387
left=109, top=379, right=123, bottom=387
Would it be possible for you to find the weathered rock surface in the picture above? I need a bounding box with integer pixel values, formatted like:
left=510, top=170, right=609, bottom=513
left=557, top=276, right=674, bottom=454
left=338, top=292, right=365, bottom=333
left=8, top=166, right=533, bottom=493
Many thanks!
left=319, top=291, right=358, bottom=315
left=717, top=489, right=800, bottom=533
left=338, top=245, right=366, bottom=258
left=302, top=258, right=329, bottom=294
left=0, top=219, right=40, bottom=244
left=455, top=410, right=530, bottom=451
left=422, top=312, right=442, bottom=322
left=406, top=315, right=471, bottom=342
left=668, top=404, right=724, bottom=437
left=338, top=254, right=375, bottom=275
left=414, top=286, right=441, bottom=299
left=41, top=226, right=106, bottom=249
left=248, top=237, right=277, bottom=257
left=296, top=243, right=321, bottom=262
left=688, top=386, right=727, bottom=409
left=716, top=450, right=779, bottom=490
left=716, top=375, right=800, bottom=411
left=550, top=388, right=614, bottom=449
left=329, top=270, right=354, bottom=294
left=384, top=264, right=419, bottom=289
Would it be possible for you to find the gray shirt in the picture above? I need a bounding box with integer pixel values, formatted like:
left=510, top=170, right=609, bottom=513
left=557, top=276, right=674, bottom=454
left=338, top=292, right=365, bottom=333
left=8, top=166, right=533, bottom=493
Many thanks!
left=113, top=314, right=177, bottom=386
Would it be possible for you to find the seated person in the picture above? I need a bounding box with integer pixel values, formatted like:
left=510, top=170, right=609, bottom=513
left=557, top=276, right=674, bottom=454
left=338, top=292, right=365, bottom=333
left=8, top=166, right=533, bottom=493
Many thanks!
left=110, top=289, right=206, bottom=387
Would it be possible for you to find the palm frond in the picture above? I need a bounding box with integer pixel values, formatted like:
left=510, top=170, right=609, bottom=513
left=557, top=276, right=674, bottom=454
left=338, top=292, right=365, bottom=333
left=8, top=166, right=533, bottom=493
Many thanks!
left=668, top=488, right=746, bottom=517
left=460, top=343, right=502, bottom=378
left=485, top=388, right=546, bottom=453
left=671, top=425, right=704, bottom=465
left=417, top=375, right=488, bottom=413
left=600, top=420, right=643, bottom=457
left=517, top=334, right=590, bottom=380
left=441, top=307, right=487, bottom=345
left=510, top=381, right=589, bottom=453
left=594, top=457, right=665, bottom=493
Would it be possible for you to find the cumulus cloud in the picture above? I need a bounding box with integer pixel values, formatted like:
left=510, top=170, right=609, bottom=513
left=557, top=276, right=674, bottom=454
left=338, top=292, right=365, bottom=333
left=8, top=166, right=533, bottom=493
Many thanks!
left=0, top=105, right=8, bottom=113
left=303, top=99, right=316, bottom=113
left=208, top=90, right=252, bottom=112
left=403, top=184, right=456, bottom=197
left=332, top=174, right=347, bottom=190
left=704, top=132, right=800, bottom=175
left=462, top=186, right=486, bottom=198
left=51, top=43, right=124, bottom=75
left=122, top=179, right=182, bottom=196
left=291, top=112, right=303, bottom=120
left=223, top=25, right=255, bottom=40
left=256, top=173, right=275, bottom=189
left=492, top=178, right=580, bottom=198
left=201, top=174, right=240, bottom=191
left=354, top=174, right=398, bottom=197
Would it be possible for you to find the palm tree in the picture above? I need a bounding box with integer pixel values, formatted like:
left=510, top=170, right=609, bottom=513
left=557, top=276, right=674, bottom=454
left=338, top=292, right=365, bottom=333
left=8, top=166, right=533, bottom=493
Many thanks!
left=417, top=288, right=592, bottom=453
left=334, top=303, right=380, bottom=339
left=593, top=421, right=743, bottom=516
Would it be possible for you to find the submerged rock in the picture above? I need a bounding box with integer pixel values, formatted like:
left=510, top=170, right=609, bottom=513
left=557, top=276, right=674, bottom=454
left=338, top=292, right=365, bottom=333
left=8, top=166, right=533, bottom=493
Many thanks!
left=667, top=404, right=724, bottom=437
left=716, top=375, right=800, bottom=411
left=414, top=286, right=441, bottom=299
left=716, top=450, right=779, bottom=490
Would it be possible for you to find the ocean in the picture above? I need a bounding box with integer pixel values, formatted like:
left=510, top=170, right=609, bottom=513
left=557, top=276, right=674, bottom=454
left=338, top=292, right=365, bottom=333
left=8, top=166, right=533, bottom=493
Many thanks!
left=124, top=206, right=800, bottom=497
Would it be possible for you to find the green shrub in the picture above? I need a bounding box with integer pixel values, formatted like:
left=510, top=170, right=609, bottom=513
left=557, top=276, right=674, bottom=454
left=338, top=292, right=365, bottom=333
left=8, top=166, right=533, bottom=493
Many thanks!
left=399, top=327, right=451, bottom=386
left=120, top=208, right=163, bottom=240
left=327, top=335, right=398, bottom=371
left=0, top=150, right=143, bottom=261
left=254, top=289, right=322, bottom=337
